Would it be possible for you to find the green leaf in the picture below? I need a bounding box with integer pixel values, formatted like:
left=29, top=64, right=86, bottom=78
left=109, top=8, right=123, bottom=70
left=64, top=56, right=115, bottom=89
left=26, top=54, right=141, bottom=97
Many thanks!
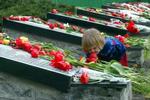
left=110, top=62, right=127, bottom=76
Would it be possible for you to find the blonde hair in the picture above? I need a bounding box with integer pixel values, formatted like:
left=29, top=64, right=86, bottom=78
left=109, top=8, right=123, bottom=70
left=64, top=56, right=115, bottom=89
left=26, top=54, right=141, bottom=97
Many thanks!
left=82, top=28, right=105, bottom=52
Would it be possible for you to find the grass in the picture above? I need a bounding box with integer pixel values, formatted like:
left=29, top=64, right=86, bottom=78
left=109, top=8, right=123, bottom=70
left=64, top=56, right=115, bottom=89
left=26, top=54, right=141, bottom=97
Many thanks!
left=0, top=0, right=74, bottom=24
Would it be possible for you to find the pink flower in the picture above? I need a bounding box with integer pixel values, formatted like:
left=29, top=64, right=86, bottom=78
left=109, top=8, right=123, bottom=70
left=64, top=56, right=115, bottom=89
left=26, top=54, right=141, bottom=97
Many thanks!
left=51, top=9, right=58, bottom=14
left=64, top=11, right=73, bottom=16
left=89, top=17, right=96, bottom=22
left=72, top=25, right=79, bottom=31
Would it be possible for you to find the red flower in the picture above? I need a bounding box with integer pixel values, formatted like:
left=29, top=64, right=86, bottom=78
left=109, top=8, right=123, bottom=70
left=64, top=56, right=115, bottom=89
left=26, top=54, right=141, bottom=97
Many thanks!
left=126, top=21, right=140, bottom=34
left=48, top=23, right=54, bottom=29
left=80, top=71, right=89, bottom=84
left=51, top=60, right=72, bottom=71
left=59, top=23, right=65, bottom=29
left=51, top=9, right=58, bottom=14
left=125, top=44, right=131, bottom=48
left=78, top=15, right=83, bottom=18
left=20, top=17, right=30, bottom=21
left=23, top=42, right=32, bottom=52
left=79, top=28, right=85, bottom=33
left=89, top=17, right=96, bottom=22
left=111, top=12, right=117, bottom=17
left=64, top=11, right=73, bottom=16
left=49, top=50, right=57, bottom=56
left=114, top=35, right=125, bottom=43
left=15, top=36, right=29, bottom=48
left=32, top=44, right=42, bottom=51
left=0, top=40, right=3, bottom=44
left=86, top=52, right=98, bottom=63
left=49, top=50, right=72, bottom=71
left=124, top=34, right=129, bottom=38
left=39, top=50, right=46, bottom=56
left=30, top=49, right=39, bottom=58
left=9, top=16, right=19, bottom=20
left=15, top=38, right=24, bottom=48
left=50, top=50, right=64, bottom=62
left=114, top=21, right=121, bottom=25
left=120, top=13, right=125, bottom=19
left=72, top=25, right=79, bottom=31
left=53, top=23, right=58, bottom=27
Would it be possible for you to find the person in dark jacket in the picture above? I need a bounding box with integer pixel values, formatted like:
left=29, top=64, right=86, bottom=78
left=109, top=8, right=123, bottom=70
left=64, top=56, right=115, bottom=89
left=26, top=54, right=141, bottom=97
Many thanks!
left=82, top=28, right=128, bottom=66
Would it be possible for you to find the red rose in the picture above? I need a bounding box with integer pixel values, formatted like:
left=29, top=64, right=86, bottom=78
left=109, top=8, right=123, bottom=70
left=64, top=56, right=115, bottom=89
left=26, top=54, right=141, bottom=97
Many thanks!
left=80, top=71, right=89, bottom=84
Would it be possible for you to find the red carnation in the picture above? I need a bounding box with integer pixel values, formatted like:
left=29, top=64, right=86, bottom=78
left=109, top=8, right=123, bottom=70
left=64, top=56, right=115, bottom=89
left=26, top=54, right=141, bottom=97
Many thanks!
left=86, top=52, right=98, bottom=63
left=49, top=50, right=72, bottom=71
left=126, top=21, right=140, bottom=34
left=64, top=11, right=73, bottom=16
left=39, top=50, right=46, bottom=56
left=15, top=38, right=24, bottom=48
left=51, top=60, right=72, bottom=71
left=72, top=25, right=79, bottom=31
left=20, top=17, right=29, bottom=21
left=114, top=35, right=125, bottom=43
left=49, top=50, right=57, bottom=56
left=78, top=15, right=83, bottom=18
left=30, top=49, right=39, bottom=58
left=23, top=42, right=32, bottom=52
left=80, top=71, right=89, bottom=84
left=53, top=23, right=58, bottom=27
left=59, top=23, right=65, bottom=29
left=124, top=34, right=129, bottom=38
left=32, top=44, right=42, bottom=51
left=48, top=23, right=54, bottom=29
left=79, top=28, right=85, bottom=33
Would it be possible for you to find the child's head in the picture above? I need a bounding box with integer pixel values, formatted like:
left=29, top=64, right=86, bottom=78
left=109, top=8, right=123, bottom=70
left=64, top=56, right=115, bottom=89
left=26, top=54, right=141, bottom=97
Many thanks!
left=82, top=28, right=105, bottom=53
